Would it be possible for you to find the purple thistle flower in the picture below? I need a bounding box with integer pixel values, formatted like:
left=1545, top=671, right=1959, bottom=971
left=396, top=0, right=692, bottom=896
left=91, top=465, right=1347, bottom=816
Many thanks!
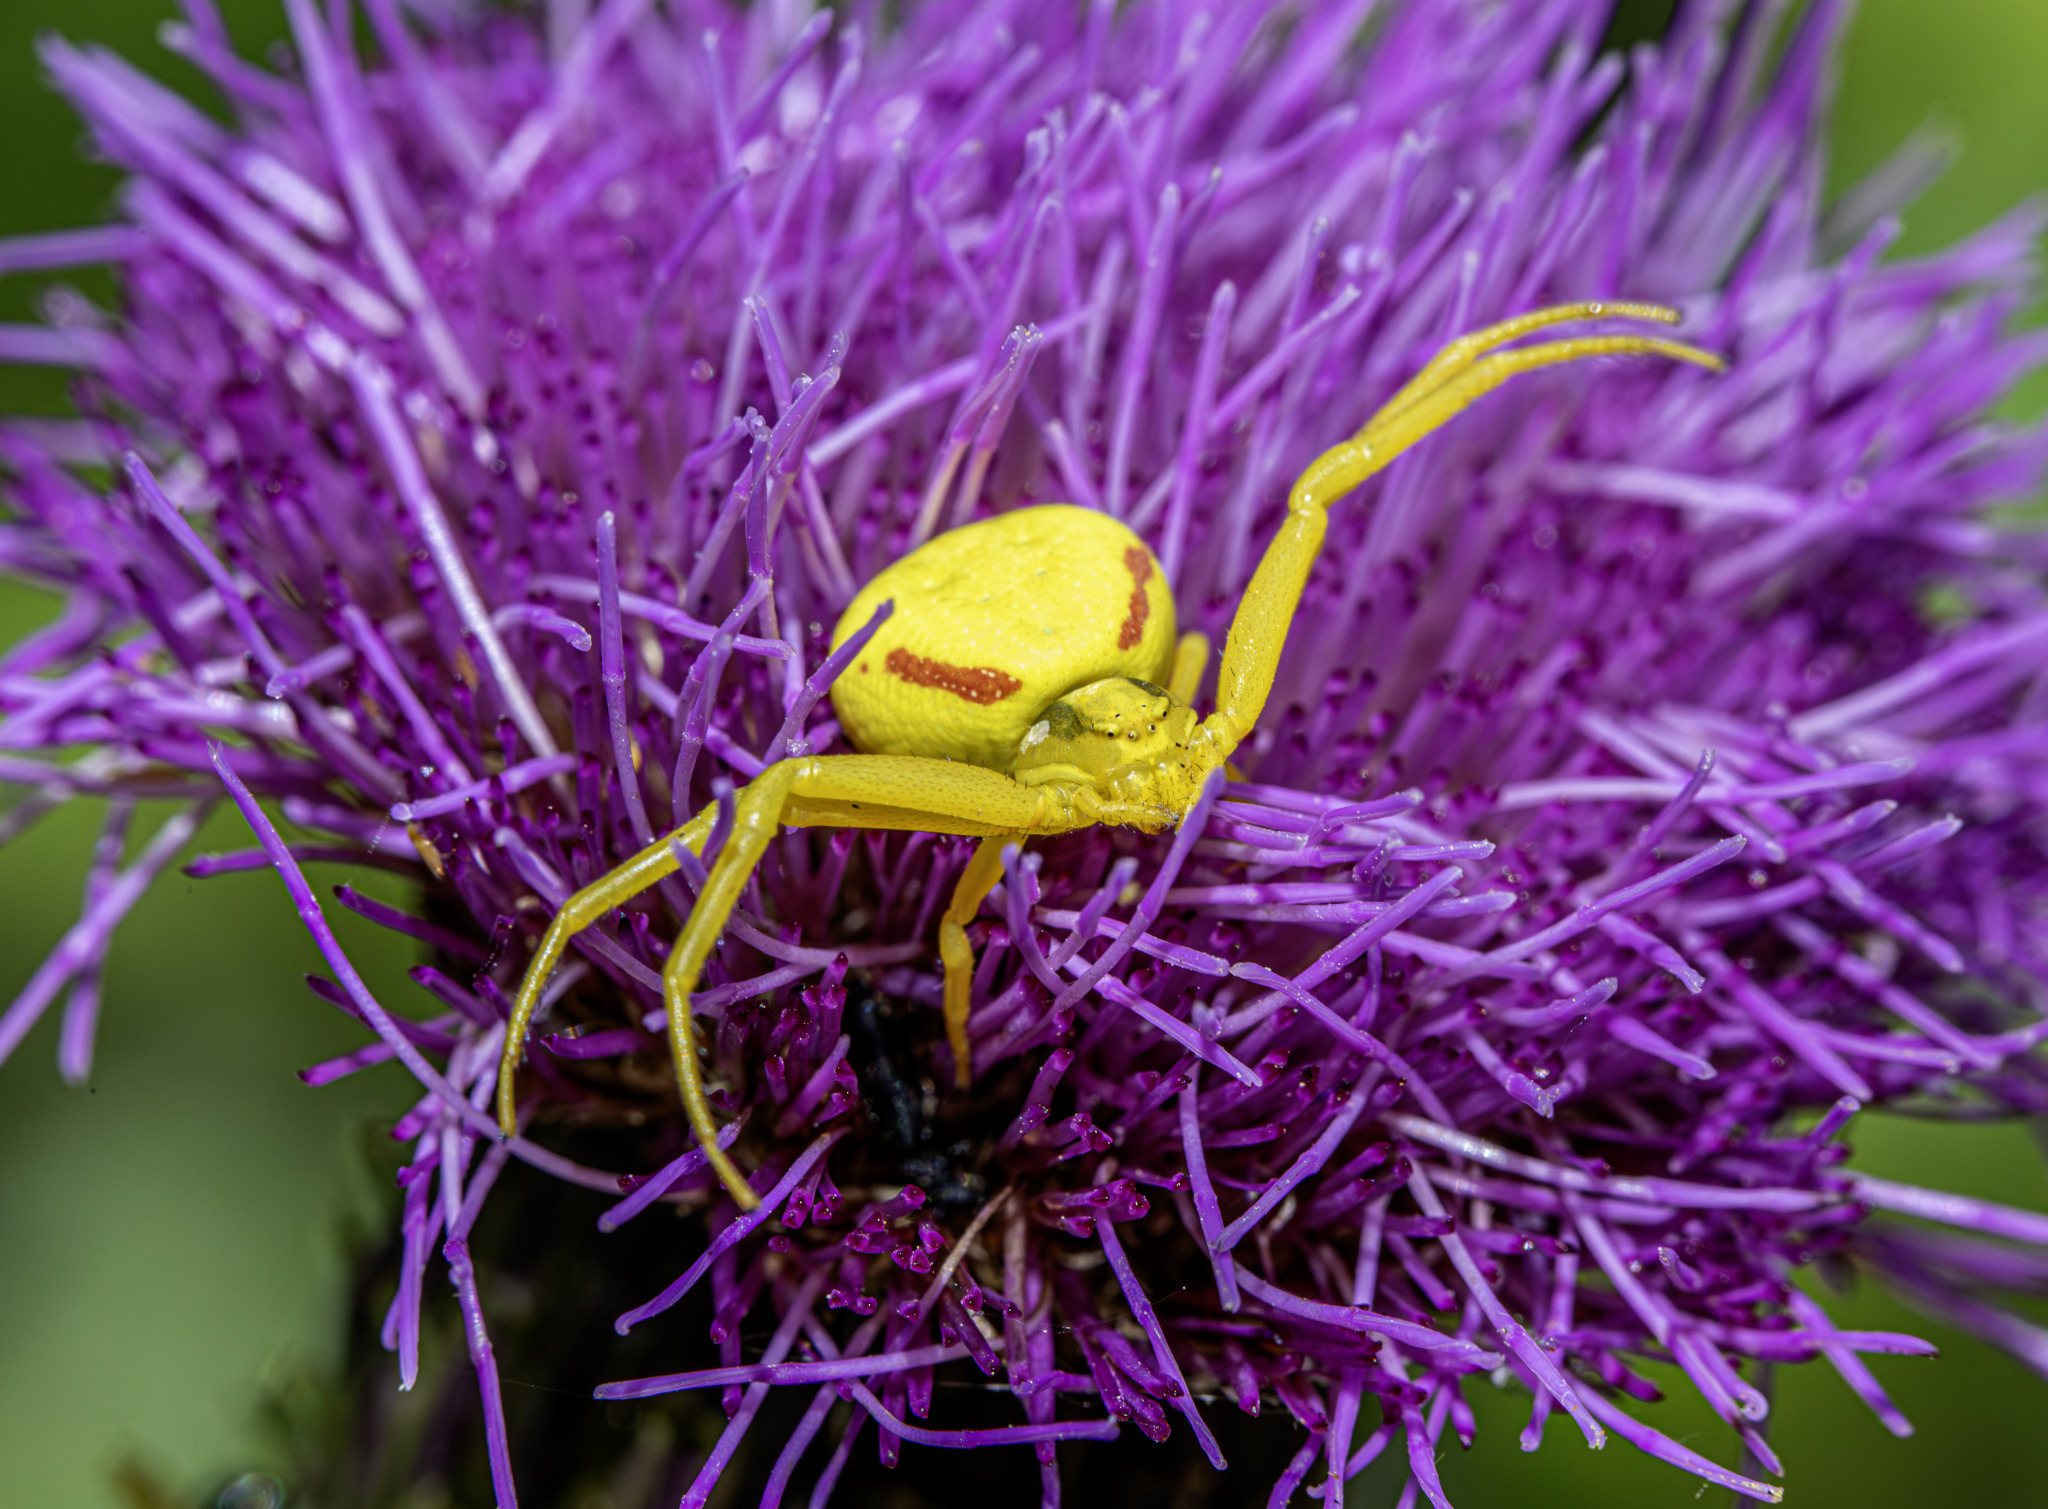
left=5, top=0, right=2048, bottom=1503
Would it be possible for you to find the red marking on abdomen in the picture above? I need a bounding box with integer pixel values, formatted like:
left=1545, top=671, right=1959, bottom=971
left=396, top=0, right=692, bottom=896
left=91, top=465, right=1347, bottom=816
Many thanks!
left=886, top=647, right=1022, bottom=704
left=1117, top=546, right=1154, bottom=650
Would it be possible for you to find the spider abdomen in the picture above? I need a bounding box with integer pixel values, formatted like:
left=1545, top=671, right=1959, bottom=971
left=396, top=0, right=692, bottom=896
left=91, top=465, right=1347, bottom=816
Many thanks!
left=829, top=505, right=1177, bottom=771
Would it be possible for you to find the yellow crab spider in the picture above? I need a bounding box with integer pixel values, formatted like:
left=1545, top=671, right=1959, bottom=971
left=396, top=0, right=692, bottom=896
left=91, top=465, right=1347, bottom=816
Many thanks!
left=494, top=301, right=1720, bottom=1207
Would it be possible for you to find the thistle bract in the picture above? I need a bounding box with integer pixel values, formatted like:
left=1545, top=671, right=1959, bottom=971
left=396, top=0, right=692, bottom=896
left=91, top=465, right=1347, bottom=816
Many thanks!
left=4, top=2, right=2048, bottom=1505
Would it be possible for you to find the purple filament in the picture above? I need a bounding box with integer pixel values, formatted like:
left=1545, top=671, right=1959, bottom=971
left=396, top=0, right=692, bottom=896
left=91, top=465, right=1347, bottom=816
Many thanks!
left=616, top=1129, right=845, bottom=1333
left=762, top=599, right=893, bottom=765
left=841, top=1381, right=1120, bottom=1450
left=0, top=803, right=210, bottom=1068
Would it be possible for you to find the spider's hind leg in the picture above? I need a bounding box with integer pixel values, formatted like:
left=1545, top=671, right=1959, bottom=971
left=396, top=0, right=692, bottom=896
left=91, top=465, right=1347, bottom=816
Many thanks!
left=663, top=754, right=1056, bottom=1207
left=656, top=762, right=807, bottom=1208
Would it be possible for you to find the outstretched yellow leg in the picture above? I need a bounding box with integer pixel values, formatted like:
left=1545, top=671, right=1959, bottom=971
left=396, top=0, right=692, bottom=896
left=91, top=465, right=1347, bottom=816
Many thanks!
left=1196, top=303, right=1721, bottom=761
left=1370, top=300, right=1690, bottom=432
left=498, top=754, right=1077, bottom=1207
left=494, top=800, right=719, bottom=1134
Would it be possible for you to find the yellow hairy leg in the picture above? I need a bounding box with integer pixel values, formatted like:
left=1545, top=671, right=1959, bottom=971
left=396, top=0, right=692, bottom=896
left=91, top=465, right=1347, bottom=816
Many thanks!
left=1370, top=300, right=1686, bottom=432
left=1200, top=305, right=1722, bottom=755
left=495, top=802, right=718, bottom=1138
left=1346, top=333, right=1721, bottom=479
left=1169, top=630, right=1210, bottom=706
left=660, top=754, right=1063, bottom=1208
left=496, top=753, right=1062, bottom=1205
left=939, top=836, right=1012, bottom=1088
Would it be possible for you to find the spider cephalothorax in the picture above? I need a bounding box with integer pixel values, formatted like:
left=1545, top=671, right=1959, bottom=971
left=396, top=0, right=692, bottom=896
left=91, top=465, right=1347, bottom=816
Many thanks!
left=1013, top=676, right=1208, bottom=819
left=495, top=302, right=1720, bottom=1206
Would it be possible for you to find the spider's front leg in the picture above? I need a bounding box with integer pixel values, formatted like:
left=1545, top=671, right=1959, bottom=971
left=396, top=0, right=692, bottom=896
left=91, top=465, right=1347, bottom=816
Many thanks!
left=495, top=801, right=718, bottom=1139
left=1197, top=302, right=1722, bottom=764
left=672, top=756, right=1067, bottom=1204
left=528, top=754, right=1063, bottom=1208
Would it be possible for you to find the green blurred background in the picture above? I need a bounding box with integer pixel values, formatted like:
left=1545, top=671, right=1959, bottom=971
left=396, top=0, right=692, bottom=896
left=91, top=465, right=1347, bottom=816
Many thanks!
left=2, top=2, right=2047, bottom=1505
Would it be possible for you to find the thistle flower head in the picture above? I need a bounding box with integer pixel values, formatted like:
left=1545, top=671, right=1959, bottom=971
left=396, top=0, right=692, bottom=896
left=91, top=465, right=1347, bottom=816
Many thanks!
left=5, top=1, right=2048, bottom=1505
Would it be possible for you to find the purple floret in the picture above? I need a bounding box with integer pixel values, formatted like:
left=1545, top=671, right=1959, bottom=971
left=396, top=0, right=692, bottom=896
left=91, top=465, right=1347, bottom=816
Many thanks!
left=5, top=1, right=2048, bottom=1504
